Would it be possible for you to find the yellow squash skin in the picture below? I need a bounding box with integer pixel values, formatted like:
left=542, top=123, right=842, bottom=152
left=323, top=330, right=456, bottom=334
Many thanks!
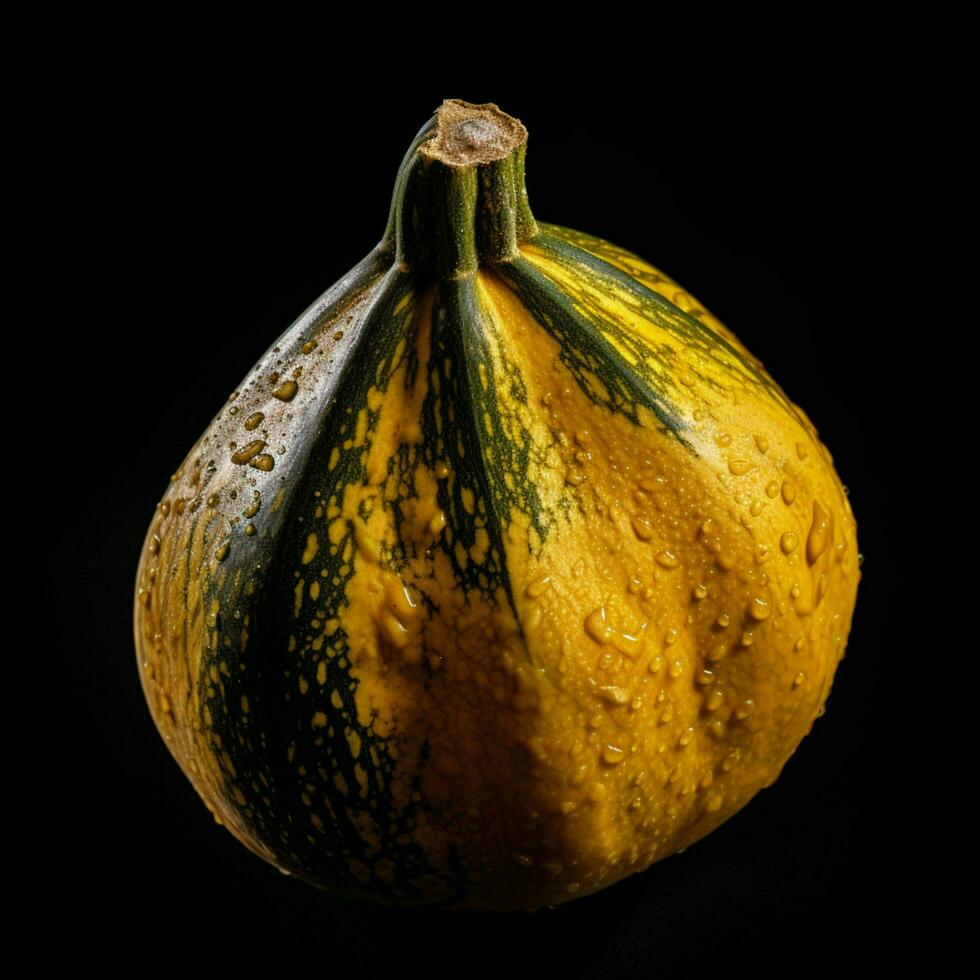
left=134, top=101, right=859, bottom=910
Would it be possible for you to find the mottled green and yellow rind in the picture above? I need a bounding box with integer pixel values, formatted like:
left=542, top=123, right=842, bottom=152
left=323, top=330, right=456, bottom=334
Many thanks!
left=134, top=99, right=860, bottom=911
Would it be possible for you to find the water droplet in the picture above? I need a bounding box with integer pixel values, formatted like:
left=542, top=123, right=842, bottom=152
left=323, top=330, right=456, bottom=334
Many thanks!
left=379, top=608, right=411, bottom=649
left=780, top=531, right=799, bottom=554
left=273, top=380, right=298, bottom=402
left=585, top=606, right=610, bottom=644
left=602, top=744, right=626, bottom=765
left=796, top=442, right=808, bottom=460
left=693, top=583, right=708, bottom=600
left=781, top=480, right=797, bottom=505
left=597, top=685, right=630, bottom=705
left=245, top=523, right=257, bottom=536
left=678, top=727, right=695, bottom=746
left=617, top=628, right=646, bottom=657
left=734, top=699, right=756, bottom=719
left=428, top=510, right=447, bottom=535
left=249, top=454, right=276, bottom=472
left=749, top=595, right=771, bottom=620
left=214, top=540, right=230, bottom=562
left=696, top=668, right=715, bottom=686
left=632, top=514, right=655, bottom=540
left=749, top=499, right=764, bottom=517
left=716, top=613, right=731, bottom=628
left=707, top=642, right=729, bottom=662
left=231, top=440, right=266, bottom=465
left=206, top=493, right=220, bottom=508
left=705, top=793, right=723, bottom=813
left=728, top=459, right=754, bottom=476
left=526, top=576, right=551, bottom=598
left=754, top=434, right=770, bottom=454
left=793, top=672, right=805, bottom=688
left=806, top=501, right=830, bottom=565
left=656, top=550, right=678, bottom=569
left=333, top=330, right=344, bottom=341
left=716, top=433, right=733, bottom=447
left=301, top=340, right=317, bottom=354
left=705, top=688, right=724, bottom=711
left=243, top=412, right=265, bottom=431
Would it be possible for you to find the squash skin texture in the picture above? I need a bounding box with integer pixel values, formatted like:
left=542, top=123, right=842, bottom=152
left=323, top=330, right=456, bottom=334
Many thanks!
left=134, top=102, right=859, bottom=910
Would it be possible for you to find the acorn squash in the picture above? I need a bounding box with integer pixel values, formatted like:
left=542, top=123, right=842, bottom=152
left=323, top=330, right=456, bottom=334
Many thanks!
left=133, top=98, right=860, bottom=910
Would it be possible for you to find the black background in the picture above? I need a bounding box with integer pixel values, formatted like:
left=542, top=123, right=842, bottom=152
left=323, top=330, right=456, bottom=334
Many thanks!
left=45, top=75, right=911, bottom=974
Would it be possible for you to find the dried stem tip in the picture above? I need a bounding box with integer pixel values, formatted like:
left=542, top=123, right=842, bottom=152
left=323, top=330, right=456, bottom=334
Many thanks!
left=419, top=99, right=528, bottom=167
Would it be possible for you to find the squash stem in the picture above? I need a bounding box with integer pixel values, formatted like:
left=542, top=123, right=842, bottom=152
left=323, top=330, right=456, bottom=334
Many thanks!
left=388, top=99, right=538, bottom=278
